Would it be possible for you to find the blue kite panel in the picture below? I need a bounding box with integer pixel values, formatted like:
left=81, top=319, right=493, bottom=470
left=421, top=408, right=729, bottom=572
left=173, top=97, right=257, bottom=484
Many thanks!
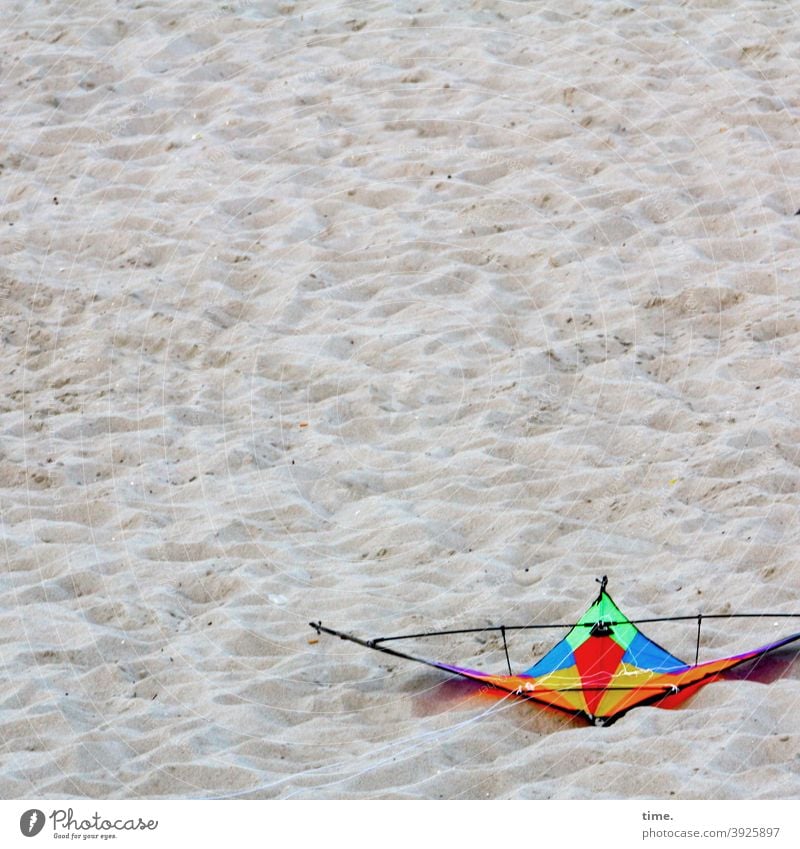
left=621, top=631, right=688, bottom=672
left=522, top=639, right=576, bottom=677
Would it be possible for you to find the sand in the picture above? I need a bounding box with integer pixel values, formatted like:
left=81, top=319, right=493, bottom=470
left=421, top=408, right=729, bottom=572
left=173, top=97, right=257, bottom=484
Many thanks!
left=2, top=0, right=800, bottom=799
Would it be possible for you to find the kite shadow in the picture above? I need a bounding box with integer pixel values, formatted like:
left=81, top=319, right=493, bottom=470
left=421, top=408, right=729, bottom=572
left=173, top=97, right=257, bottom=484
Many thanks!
left=719, top=646, right=800, bottom=684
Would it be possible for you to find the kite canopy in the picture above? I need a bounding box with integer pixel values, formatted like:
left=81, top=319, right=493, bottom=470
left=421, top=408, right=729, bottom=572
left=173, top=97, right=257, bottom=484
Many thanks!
left=311, top=577, right=800, bottom=726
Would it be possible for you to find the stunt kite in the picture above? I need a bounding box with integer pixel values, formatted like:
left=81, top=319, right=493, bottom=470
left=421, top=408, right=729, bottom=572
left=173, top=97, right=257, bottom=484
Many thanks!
left=310, top=577, right=800, bottom=726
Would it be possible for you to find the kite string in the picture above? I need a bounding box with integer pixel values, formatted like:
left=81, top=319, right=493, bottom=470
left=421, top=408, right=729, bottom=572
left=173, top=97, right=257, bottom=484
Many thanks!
left=213, top=690, right=521, bottom=800
left=281, top=690, right=522, bottom=800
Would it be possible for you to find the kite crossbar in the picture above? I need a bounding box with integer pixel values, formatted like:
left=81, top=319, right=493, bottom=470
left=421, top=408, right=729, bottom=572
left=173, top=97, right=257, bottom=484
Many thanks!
left=371, top=623, right=577, bottom=644
left=363, top=613, right=800, bottom=645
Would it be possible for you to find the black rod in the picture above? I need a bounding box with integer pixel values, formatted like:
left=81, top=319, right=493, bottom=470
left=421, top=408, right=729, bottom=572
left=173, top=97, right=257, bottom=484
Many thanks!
left=630, top=613, right=800, bottom=624
left=501, top=626, right=512, bottom=675
left=695, top=614, right=702, bottom=665
left=372, top=623, right=578, bottom=643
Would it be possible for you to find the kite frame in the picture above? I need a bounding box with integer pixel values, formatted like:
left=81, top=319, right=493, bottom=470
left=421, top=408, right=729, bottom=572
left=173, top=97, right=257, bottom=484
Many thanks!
left=309, top=577, right=800, bottom=726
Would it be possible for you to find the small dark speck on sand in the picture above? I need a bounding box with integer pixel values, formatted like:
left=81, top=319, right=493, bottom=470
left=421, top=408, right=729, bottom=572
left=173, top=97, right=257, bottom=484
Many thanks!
left=795, top=209, right=800, bottom=215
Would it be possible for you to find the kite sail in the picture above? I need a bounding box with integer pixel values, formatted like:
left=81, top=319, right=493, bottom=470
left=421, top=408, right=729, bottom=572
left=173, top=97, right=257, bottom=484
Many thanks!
left=310, top=577, right=800, bottom=726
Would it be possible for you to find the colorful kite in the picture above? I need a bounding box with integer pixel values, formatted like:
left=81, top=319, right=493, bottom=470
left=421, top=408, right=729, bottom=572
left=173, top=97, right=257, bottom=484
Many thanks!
left=310, top=577, right=800, bottom=726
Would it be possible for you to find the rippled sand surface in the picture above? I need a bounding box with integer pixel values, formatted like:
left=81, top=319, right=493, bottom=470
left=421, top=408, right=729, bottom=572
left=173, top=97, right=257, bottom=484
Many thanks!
left=2, top=0, right=800, bottom=798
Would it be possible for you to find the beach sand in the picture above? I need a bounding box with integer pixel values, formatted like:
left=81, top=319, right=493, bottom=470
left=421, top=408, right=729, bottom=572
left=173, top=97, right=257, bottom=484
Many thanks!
left=2, top=0, right=800, bottom=798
